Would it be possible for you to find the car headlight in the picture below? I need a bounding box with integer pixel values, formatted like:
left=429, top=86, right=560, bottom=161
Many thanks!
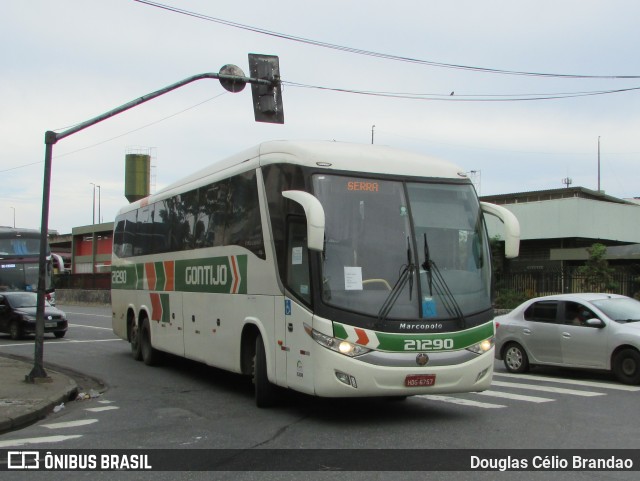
left=19, top=313, right=37, bottom=322
left=466, top=337, right=494, bottom=355
left=304, top=323, right=371, bottom=357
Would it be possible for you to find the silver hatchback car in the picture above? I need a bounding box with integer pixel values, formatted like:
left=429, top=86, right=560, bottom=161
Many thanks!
left=494, top=293, right=640, bottom=385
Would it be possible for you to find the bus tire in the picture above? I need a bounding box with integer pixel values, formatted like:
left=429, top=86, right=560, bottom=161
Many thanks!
left=254, top=334, right=277, bottom=408
left=9, top=320, right=23, bottom=340
left=140, top=317, right=160, bottom=366
left=131, top=320, right=142, bottom=361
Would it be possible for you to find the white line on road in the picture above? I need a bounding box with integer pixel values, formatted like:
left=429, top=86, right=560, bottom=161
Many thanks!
left=0, top=339, right=122, bottom=348
left=0, top=435, right=83, bottom=448
left=494, top=372, right=640, bottom=391
left=417, top=395, right=506, bottom=408
left=490, top=380, right=604, bottom=396
left=65, top=312, right=111, bottom=318
left=475, top=390, right=553, bottom=403
left=41, top=419, right=99, bottom=429
left=68, top=323, right=113, bottom=331
left=85, top=406, right=119, bottom=412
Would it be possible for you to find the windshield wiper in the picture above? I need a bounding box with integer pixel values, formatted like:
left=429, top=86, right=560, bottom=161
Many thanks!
left=422, top=233, right=467, bottom=329
left=377, top=237, right=415, bottom=321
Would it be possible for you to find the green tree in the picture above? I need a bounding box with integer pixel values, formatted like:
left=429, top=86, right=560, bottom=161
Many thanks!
left=576, top=243, right=618, bottom=292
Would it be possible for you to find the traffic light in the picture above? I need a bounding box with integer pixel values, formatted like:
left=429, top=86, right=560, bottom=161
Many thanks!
left=248, top=54, right=284, bottom=124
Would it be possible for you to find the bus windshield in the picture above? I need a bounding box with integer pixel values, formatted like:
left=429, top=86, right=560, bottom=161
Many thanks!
left=314, top=175, right=491, bottom=321
left=0, top=230, right=52, bottom=294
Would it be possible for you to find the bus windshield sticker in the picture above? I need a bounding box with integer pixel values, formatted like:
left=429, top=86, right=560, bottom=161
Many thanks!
left=291, top=247, right=303, bottom=265
left=344, top=266, right=363, bottom=290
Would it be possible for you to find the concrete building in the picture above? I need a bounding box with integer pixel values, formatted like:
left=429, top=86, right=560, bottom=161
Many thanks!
left=482, top=187, right=640, bottom=297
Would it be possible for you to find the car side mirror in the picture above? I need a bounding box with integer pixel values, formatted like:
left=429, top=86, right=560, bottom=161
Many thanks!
left=585, top=318, right=605, bottom=328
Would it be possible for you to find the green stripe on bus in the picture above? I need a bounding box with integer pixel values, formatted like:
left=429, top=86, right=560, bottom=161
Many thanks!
left=111, top=255, right=247, bottom=294
left=333, top=321, right=494, bottom=352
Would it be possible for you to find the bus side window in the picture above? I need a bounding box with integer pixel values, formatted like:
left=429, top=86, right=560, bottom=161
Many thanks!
left=286, top=219, right=311, bottom=305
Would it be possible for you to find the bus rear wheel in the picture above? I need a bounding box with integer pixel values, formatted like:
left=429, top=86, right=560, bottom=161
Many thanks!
left=253, top=334, right=278, bottom=408
left=140, top=317, right=160, bottom=366
left=130, top=320, right=142, bottom=361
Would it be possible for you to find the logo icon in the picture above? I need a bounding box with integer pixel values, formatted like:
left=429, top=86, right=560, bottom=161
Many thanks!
left=8, top=451, right=40, bottom=470
left=416, top=353, right=429, bottom=366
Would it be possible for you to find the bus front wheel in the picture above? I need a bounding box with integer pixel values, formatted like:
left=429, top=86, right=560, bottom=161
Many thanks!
left=253, top=335, right=278, bottom=408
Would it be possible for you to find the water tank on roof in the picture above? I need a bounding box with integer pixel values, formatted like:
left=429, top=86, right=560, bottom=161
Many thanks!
left=125, top=154, right=150, bottom=203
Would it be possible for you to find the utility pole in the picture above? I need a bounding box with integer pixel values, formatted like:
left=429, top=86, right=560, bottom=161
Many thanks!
left=597, top=136, right=601, bottom=192
left=27, top=54, right=284, bottom=382
left=90, top=183, right=96, bottom=224
left=371, top=125, right=375, bottom=144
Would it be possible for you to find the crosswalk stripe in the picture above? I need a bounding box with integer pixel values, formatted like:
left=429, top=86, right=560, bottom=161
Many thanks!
left=85, top=406, right=119, bottom=412
left=494, top=372, right=640, bottom=391
left=41, top=419, right=99, bottom=429
left=0, top=435, right=82, bottom=448
left=475, top=390, right=553, bottom=403
left=416, top=395, right=506, bottom=408
left=491, top=380, right=604, bottom=396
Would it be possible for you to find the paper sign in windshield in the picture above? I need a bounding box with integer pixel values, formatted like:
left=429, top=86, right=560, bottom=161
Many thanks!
left=344, top=266, right=363, bottom=290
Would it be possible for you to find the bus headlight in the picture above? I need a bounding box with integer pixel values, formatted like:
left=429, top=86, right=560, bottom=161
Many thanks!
left=304, top=323, right=371, bottom=357
left=466, top=337, right=494, bottom=355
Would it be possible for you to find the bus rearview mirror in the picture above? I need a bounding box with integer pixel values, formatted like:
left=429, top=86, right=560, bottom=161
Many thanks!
left=282, top=191, right=325, bottom=252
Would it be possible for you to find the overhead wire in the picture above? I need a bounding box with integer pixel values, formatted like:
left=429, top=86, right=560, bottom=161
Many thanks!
left=134, top=0, right=640, bottom=80
left=0, top=93, right=227, bottom=174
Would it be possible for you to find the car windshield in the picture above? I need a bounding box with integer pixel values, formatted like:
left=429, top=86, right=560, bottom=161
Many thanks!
left=590, top=297, right=640, bottom=322
left=5, top=292, right=50, bottom=309
left=313, top=175, right=491, bottom=320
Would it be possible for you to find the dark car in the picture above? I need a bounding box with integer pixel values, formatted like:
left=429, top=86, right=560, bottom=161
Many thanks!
left=0, top=291, right=68, bottom=340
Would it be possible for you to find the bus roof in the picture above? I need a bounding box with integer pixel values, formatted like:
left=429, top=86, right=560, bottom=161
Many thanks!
left=121, top=140, right=468, bottom=212
left=0, top=227, right=41, bottom=238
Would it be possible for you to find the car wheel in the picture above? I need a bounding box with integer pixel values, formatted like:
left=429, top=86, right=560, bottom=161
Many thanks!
left=9, top=320, right=23, bottom=341
left=503, top=342, right=529, bottom=373
left=613, top=349, right=640, bottom=385
left=253, top=334, right=278, bottom=408
left=130, top=320, right=142, bottom=361
left=140, top=317, right=160, bottom=366
left=54, top=331, right=66, bottom=338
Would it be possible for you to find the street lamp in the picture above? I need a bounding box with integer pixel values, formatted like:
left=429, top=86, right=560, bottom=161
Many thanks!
left=28, top=54, right=284, bottom=382
left=10, top=206, right=15, bottom=228
left=97, top=185, right=101, bottom=224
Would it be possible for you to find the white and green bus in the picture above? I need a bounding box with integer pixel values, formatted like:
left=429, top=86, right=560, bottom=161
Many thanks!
left=111, top=140, right=519, bottom=406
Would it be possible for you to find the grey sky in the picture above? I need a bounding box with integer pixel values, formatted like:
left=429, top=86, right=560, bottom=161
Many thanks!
left=2, top=0, right=640, bottom=233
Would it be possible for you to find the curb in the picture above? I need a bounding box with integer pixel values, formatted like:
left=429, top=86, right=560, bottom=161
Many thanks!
left=0, top=375, right=79, bottom=434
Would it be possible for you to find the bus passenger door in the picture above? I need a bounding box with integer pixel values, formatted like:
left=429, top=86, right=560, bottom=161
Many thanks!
left=281, top=220, right=315, bottom=394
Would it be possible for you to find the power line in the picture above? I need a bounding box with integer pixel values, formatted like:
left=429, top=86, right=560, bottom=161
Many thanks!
left=0, top=93, right=227, bottom=174
left=134, top=0, right=640, bottom=80
left=283, top=81, right=640, bottom=102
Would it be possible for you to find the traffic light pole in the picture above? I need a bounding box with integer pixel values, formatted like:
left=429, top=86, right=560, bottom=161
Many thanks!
left=27, top=56, right=283, bottom=382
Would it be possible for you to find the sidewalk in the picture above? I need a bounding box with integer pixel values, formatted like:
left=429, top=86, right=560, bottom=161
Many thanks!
left=0, top=355, right=79, bottom=434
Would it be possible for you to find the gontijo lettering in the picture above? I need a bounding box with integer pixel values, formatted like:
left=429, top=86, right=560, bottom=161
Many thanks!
left=185, top=264, right=227, bottom=286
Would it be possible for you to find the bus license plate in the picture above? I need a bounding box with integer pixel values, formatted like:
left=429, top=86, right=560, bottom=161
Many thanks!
left=405, top=374, right=436, bottom=387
